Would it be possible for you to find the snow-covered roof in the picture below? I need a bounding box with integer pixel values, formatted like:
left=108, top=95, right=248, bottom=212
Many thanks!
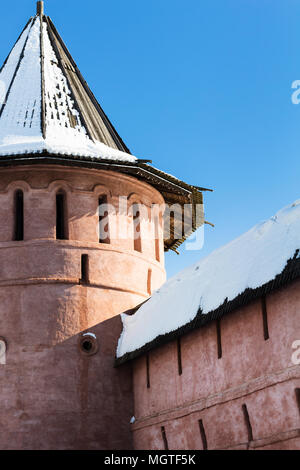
left=116, top=200, right=300, bottom=363
left=0, top=13, right=135, bottom=162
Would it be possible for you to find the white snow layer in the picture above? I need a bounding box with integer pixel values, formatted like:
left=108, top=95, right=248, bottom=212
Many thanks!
left=0, top=19, right=33, bottom=106
left=0, top=18, right=41, bottom=141
left=117, top=200, right=300, bottom=358
left=83, top=332, right=97, bottom=339
left=0, top=17, right=136, bottom=163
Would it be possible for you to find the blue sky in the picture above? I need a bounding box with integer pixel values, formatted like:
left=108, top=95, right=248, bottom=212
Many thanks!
left=0, top=0, right=299, bottom=278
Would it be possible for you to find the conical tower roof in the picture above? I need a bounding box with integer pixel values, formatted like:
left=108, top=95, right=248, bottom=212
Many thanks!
left=0, top=3, right=133, bottom=161
left=0, top=2, right=211, bottom=253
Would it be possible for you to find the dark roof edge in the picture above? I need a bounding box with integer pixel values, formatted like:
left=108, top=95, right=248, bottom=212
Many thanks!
left=0, top=152, right=207, bottom=252
left=0, top=153, right=202, bottom=194
left=115, top=250, right=300, bottom=367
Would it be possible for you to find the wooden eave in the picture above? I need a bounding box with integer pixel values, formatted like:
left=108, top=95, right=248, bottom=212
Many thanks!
left=0, top=152, right=210, bottom=252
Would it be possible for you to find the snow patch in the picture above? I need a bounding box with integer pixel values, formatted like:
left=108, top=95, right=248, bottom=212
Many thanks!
left=0, top=19, right=33, bottom=105
left=83, top=332, right=97, bottom=339
left=117, top=201, right=300, bottom=358
left=0, top=17, right=41, bottom=142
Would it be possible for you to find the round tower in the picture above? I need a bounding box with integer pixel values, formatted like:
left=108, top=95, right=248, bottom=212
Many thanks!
left=0, top=165, right=166, bottom=339
left=0, top=2, right=205, bottom=449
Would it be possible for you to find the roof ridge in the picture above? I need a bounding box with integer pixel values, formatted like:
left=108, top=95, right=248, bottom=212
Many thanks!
left=39, top=15, right=46, bottom=138
left=43, top=16, right=93, bottom=143
left=46, top=16, right=131, bottom=154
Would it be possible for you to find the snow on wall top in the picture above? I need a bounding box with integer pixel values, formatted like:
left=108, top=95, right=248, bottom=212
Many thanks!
left=117, top=200, right=300, bottom=359
left=0, top=15, right=136, bottom=163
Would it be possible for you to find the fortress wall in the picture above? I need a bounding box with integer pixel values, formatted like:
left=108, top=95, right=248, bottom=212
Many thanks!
left=131, top=279, right=300, bottom=450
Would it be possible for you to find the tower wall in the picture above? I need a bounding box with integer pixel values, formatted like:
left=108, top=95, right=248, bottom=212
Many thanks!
left=0, top=164, right=166, bottom=449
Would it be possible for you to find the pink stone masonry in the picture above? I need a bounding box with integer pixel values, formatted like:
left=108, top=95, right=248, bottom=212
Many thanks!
left=0, top=164, right=166, bottom=449
left=131, top=279, right=300, bottom=450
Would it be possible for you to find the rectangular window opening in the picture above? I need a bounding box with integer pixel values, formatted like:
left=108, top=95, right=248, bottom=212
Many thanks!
left=133, top=211, right=142, bottom=253
left=80, top=254, right=89, bottom=284
left=14, top=190, right=24, bottom=241
left=56, top=193, right=67, bottom=240
left=146, top=353, right=150, bottom=389
left=216, top=319, right=222, bottom=359
left=170, top=212, right=175, bottom=242
left=242, top=404, right=253, bottom=442
left=177, top=337, right=183, bottom=376
left=198, top=419, right=208, bottom=450
left=99, top=195, right=110, bottom=244
left=161, top=426, right=169, bottom=451
left=296, top=389, right=300, bottom=416
left=261, top=295, right=270, bottom=341
left=154, top=216, right=160, bottom=262
left=147, top=269, right=152, bottom=296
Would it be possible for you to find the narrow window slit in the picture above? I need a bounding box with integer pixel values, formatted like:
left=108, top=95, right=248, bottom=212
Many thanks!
left=133, top=208, right=142, bottom=252
left=261, top=295, right=270, bottom=341
left=295, top=389, right=300, bottom=416
left=242, top=404, right=253, bottom=442
left=146, top=353, right=150, bottom=389
left=170, top=211, right=175, bottom=241
left=198, top=419, right=208, bottom=450
left=14, top=190, right=24, bottom=241
left=147, top=269, right=152, bottom=296
left=56, top=191, right=67, bottom=240
left=216, top=319, right=222, bottom=359
left=99, top=195, right=110, bottom=244
left=80, top=254, right=89, bottom=284
left=177, top=337, right=183, bottom=376
left=154, top=216, right=160, bottom=262
left=161, top=427, right=169, bottom=451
